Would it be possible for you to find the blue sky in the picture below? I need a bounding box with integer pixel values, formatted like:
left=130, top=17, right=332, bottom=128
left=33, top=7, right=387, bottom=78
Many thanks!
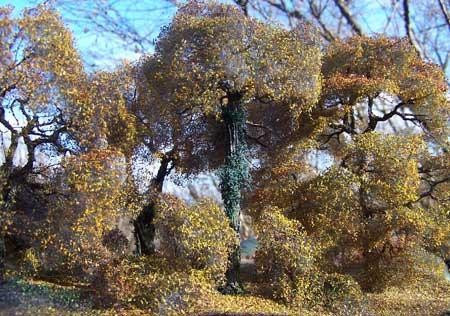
left=0, top=0, right=177, bottom=69
left=1, top=1, right=448, bottom=80
left=0, top=1, right=411, bottom=66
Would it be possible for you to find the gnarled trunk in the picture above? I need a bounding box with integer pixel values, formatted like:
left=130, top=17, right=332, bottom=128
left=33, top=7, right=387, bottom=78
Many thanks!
left=219, top=93, right=249, bottom=294
left=134, top=151, right=174, bottom=255
left=134, top=202, right=156, bottom=255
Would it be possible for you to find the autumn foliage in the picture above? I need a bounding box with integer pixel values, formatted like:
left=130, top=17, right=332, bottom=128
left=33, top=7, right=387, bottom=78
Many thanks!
left=0, top=1, right=449, bottom=315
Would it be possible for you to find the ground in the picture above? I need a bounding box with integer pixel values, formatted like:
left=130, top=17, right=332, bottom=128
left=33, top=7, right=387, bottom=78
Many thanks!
left=0, top=262, right=449, bottom=315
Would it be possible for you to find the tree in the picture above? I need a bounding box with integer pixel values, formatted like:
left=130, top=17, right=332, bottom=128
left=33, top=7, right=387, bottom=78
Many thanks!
left=0, top=3, right=140, bottom=284
left=251, top=36, right=450, bottom=291
left=317, top=35, right=449, bottom=218
left=0, top=4, right=84, bottom=283
left=138, top=0, right=322, bottom=292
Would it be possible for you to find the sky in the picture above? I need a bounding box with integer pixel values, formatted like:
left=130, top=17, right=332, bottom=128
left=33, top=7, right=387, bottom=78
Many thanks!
left=0, top=0, right=177, bottom=69
left=0, top=0, right=431, bottom=72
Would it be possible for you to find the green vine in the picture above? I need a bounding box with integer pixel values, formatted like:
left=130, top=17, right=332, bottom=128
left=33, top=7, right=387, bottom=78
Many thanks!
left=218, top=100, right=250, bottom=294
left=219, top=102, right=251, bottom=233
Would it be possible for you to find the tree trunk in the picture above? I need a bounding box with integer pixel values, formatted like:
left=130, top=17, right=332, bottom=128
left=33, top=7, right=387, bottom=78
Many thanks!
left=219, top=93, right=249, bottom=294
left=134, top=202, right=156, bottom=255
left=134, top=152, right=174, bottom=255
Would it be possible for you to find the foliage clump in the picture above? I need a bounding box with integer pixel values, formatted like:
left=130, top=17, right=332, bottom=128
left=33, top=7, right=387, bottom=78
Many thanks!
left=255, top=209, right=362, bottom=311
left=93, top=255, right=214, bottom=313
left=253, top=132, right=449, bottom=292
left=321, top=36, right=449, bottom=139
left=70, top=68, right=138, bottom=154
left=154, top=195, right=238, bottom=284
left=255, top=208, right=318, bottom=305
left=93, top=195, right=240, bottom=313
left=39, top=149, right=140, bottom=281
left=138, top=0, right=322, bottom=173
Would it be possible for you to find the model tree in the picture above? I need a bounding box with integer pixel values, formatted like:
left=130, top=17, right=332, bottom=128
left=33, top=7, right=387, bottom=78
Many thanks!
left=138, top=0, right=322, bottom=292
left=251, top=36, right=450, bottom=293
left=0, top=5, right=85, bottom=283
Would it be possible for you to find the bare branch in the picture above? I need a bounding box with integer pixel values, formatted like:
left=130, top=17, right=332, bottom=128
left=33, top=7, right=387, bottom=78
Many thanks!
left=402, top=0, right=424, bottom=58
left=333, top=0, right=363, bottom=35
left=234, top=0, right=249, bottom=16
left=438, top=0, right=450, bottom=30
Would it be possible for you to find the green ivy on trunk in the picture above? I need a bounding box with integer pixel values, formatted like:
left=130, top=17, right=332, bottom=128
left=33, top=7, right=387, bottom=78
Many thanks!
left=219, top=93, right=250, bottom=294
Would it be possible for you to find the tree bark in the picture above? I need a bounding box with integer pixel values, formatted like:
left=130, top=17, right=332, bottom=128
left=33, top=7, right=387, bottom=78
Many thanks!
left=219, top=93, right=249, bottom=294
left=333, top=0, right=363, bottom=35
left=133, top=151, right=174, bottom=255
left=234, top=0, right=249, bottom=16
left=402, top=0, right=424, bottom=59
left=134, top=202, right=156, bottom=255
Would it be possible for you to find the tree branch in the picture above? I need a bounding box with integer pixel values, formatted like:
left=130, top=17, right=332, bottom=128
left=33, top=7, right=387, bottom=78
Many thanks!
left=364, top=98, right=416, bottom=133
left=333, top=0, right=363, bottom=35
left=234, top=0, right=249, bottom=16
left=438, top=0, right=450, bottom=30
left=402, top=0, right=424, bottom=58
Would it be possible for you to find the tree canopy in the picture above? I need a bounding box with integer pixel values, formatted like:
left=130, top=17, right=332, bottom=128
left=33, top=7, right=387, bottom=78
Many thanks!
left=0, top=1, right=449, bottom=315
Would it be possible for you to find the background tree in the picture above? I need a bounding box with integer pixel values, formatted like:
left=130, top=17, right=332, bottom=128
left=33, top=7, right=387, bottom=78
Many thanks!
left=245, top=0, right=450, bottom=84
left=138, top=0, right=322, bottom=293
left=39, top=1, right=450, bottom=83
left=49, top=0, right=179, bottom=69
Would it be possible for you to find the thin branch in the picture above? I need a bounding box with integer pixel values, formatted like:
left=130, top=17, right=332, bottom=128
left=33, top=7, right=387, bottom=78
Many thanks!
left=309, top=0, right=335, bottom=41
left=333, top=0, right=363, bottom=35
left=234, top=0, right=249, bottom=16
left=438, top=0, right=450, bottom=30
left=364, top=99, right=416, bottom=133
left=265, top=0, right=306, bottom=21
left=246, top=121, right=272, bottom=131
left=402, top=0, right=425, bottom=59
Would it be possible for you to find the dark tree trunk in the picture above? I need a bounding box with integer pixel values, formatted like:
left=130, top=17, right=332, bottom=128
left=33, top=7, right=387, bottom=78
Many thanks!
left=219, top=93, right=249, bottom=294
left=134, top=151, right=174, bottom=255
left=234, top=0, right=249, bottom=16
left=134, top=202, right=156, bottom=255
